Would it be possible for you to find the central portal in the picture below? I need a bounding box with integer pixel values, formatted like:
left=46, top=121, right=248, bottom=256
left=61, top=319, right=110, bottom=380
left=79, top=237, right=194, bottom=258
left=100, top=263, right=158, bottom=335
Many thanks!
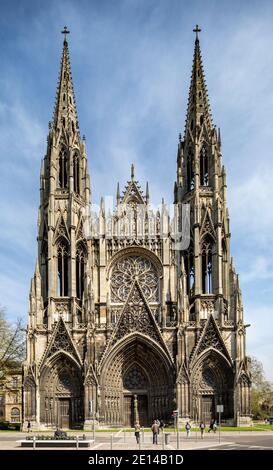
left=123, top=394, right=148, bottom=427
left=101, top=337, right=174, bottom=426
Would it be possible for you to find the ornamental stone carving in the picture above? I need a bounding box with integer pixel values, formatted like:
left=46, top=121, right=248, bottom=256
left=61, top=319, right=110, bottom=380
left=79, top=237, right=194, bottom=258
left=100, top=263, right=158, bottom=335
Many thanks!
left=124, top=367, right=147, bottom=389
left=114, top=284, right=161, bottom=343
left=110, top=256, right=159, bottom=303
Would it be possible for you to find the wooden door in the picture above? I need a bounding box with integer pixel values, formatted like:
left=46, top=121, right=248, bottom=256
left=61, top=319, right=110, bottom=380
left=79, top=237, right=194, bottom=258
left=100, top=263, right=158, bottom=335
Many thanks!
left=201, top=396, right=214, bottom=424
left=137, top=395, right=148, bottom=427
left=59, top=398, right=70, bottom=429
left=124, top=395, right=134, bottom=427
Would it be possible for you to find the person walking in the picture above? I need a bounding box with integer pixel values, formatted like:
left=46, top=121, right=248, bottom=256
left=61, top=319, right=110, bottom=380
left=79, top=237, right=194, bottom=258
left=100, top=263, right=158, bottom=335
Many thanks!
left=156, top=419, right=160, bottom=436
left=185, top=421, right=191, bottom=438
left=213, top=420, right=217, bottom=433
left=160, top=419, right=165, bottom=431
left=27, top=421, right=31, bottom=433
left=134, top=422, right=141, bottom=444
left=199, top=421, right=205, bottom=439
left=208, top=419, right=214, bottom=433
left=151, top=420, right=159, bottom=444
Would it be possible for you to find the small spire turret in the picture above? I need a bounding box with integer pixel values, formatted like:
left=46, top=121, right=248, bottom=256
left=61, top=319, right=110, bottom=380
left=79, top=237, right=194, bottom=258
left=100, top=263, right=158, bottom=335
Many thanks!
left=131, top=163, right=135, bottom=181
left=146, top=182, right=150, bottom=203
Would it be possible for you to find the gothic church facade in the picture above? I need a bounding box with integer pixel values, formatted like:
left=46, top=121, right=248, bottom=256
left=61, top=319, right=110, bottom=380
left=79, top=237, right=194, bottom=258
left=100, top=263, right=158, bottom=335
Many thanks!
left=23, top=28, right=251, bottom=429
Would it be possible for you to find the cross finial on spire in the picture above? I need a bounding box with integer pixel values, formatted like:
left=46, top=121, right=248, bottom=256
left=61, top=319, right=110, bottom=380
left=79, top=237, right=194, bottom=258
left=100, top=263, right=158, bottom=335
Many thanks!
left=61, top=26, right=70, bottom=42
left=193, top=24, right=201, bottom=40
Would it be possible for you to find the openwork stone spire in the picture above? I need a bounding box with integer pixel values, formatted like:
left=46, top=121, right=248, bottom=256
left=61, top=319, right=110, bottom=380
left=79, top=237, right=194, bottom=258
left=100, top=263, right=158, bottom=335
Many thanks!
left=184, top=25, right=213, bottom=138
left=52, top=27, right=79, bottom=135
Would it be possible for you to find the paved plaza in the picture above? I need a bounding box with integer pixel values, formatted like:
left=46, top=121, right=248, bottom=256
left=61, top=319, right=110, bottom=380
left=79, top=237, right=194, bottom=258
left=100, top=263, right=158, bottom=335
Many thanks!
left=0, top=430, right=272, bottom=451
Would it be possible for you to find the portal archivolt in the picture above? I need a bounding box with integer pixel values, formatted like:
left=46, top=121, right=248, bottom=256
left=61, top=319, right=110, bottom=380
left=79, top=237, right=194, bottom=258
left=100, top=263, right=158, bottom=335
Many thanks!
left=39, top=353, right=83, bottom=429
left=191, top=350, right=234, bottom=422
left=100, top=336, right=174, bottom=426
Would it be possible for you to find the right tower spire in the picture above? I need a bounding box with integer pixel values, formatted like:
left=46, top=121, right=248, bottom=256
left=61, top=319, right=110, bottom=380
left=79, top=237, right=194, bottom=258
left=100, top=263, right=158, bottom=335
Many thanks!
left=177, top=25, right=227, bottom=319
left=184, top=25, right=213, bottom=139
left=175, top=27, right=251, bottom=425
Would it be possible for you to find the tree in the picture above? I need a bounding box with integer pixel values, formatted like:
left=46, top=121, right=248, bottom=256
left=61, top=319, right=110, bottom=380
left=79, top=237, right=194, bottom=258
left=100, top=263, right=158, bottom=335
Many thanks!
left=0, top=307, right=25, bottom=382
left=248, top=356, right=273, bottom=419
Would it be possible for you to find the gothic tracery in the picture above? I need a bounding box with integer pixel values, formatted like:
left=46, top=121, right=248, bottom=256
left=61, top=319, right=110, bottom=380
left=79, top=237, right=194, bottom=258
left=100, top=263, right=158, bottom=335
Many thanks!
left=110, top=255, right=159, bottom=303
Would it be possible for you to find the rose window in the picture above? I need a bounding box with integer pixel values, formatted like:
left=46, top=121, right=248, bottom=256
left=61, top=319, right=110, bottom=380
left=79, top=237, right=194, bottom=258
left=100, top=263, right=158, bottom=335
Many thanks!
left=124, top=367, right=147, bottom=389
left=110, top=256, right=159, bottom=303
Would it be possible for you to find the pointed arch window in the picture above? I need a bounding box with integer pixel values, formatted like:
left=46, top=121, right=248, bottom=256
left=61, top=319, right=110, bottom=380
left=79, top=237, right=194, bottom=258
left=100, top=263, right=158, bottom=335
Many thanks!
left=41, top=241, right=48, bottom=300
left=201, top=235, right=214, bottom=294
left=57, top=239, right=69, bottom=296
left=222, top=239, right=227, bottom=298
left=73, top=153, right=80, bottom=194
left=76, top=243, right=86, bottom=301
left=184, top=246, right=194, bottom=295
left=187, top=148, right=195, bottom=191
left=58, top=149, right=68, bottom=189
left=200, top=145, right=209, bottom=186
left=10, top=407, right=20, bottom=423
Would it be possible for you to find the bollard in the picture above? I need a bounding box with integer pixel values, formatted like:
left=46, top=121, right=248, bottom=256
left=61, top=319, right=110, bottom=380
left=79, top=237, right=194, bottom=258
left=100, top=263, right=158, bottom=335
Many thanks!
left=141, top=427, right=144, bottom=443
left=110, top=433, right=113, bottom=450
left=76, top=435, right=79, bottom=450
left=162, top=429, right=165, bottom=450
left=124, top=429, right=126, bottom=443
left=33, top=436, right=36, bottom=450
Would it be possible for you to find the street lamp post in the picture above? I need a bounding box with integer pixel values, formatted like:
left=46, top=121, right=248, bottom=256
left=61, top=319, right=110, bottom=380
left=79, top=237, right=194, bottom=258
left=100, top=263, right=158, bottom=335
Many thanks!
left=89, top=400, right=95, bottom=442
left=216, top=405, right=223, bottom=443
left=173, top=410, right=179, bottom=449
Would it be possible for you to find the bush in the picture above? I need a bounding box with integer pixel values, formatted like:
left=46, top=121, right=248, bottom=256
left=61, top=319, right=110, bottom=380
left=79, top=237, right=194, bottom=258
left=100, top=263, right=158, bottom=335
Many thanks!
left=0, top=419, right=10, bottom=430
left=0, top=419, right=21, bottom=430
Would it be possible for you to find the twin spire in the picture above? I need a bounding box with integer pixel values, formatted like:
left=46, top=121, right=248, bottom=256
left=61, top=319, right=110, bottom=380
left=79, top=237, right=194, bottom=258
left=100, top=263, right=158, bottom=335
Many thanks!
left=52, top=26, right=79, bottom=135
left=51, top=25, right=214, bottom=153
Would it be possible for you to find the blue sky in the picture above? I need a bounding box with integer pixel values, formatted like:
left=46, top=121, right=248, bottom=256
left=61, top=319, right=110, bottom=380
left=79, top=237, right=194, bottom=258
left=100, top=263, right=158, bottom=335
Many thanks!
left=0, top=0, right=273, bottom=379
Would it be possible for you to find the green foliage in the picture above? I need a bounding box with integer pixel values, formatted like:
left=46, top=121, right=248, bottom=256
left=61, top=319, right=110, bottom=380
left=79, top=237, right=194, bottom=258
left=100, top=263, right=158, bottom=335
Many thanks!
left=0, top=307, right=25, bottom=382
left=248, top=356, right=273, bottom=419
left=0, top=418, right=20, bottom=431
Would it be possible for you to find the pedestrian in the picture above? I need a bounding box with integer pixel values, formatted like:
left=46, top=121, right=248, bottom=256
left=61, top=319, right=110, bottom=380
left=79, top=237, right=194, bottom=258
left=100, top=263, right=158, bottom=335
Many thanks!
left=151, top=420, right=159, bottom=444
left=199, top=421, right=205, bottom=439
left=27, top=421, right=31, bottom=433
left=134, top=421, right=141, bottom=444
left=213, top=420, right=217, bottom=433
left=208, top=419, right=214, bottom=433
left=160, top=419, right=165, bottom=430
left=185, top=421, right=191, bottom=438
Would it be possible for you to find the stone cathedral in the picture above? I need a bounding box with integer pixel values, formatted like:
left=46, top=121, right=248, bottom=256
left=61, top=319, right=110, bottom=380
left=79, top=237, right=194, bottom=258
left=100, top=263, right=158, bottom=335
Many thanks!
left=23, top=27, right=251, bottom=430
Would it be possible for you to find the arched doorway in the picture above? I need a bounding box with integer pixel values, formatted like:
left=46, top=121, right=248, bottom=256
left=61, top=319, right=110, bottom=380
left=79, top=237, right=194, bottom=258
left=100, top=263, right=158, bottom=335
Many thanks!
left=192, top=350, right=234, bottom=424
left=100, top=335, right=174, bottom=427
left=123, top=365, right=149, bottom=427
left=40, top=354, right=84, bottom=429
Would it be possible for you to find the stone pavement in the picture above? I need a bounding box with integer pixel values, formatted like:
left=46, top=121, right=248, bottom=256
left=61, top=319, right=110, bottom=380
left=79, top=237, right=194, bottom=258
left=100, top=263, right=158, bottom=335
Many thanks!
left=0, top=430, right=271, bottom=450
